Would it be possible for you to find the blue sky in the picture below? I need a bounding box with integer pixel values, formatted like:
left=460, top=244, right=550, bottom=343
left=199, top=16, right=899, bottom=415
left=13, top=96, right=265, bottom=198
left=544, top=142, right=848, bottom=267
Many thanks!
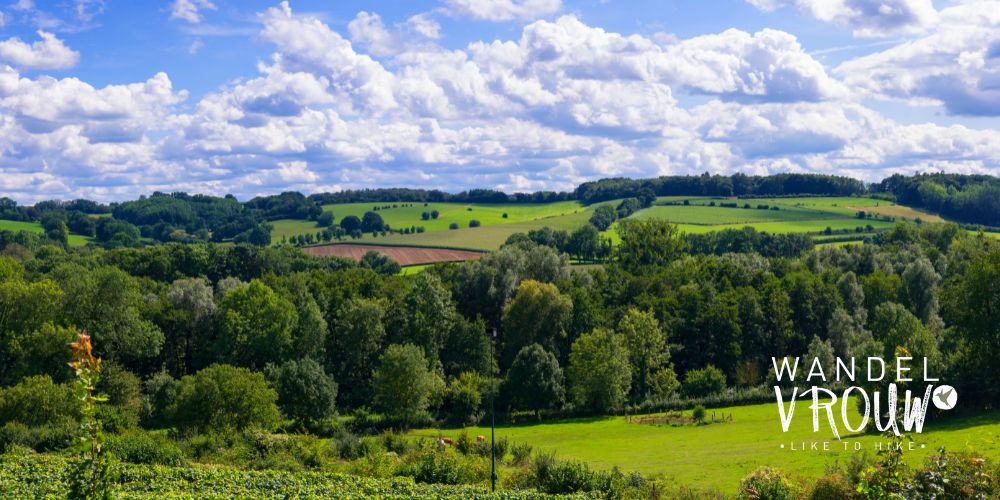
left=0, top=0, right=998, bottom=201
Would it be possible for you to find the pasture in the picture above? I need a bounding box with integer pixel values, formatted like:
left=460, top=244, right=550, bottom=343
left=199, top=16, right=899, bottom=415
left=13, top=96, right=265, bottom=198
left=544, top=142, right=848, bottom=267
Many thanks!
left=0, top=219, right=91, bottom=247
left=412, top=400, right=1000, bottom=493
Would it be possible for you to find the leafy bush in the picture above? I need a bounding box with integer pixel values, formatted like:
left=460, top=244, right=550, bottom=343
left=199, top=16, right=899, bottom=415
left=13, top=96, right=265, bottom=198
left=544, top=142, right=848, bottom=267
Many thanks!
left=105, top=431, right=184, bottom=466
left=170, top=364, right=280, bottom=434
left=737, top=466, right=800, bottom=500
left=0, top=419, right=77, bottom=453
left=511, top=442, right=533, bottom=466
left=808, top=473, right=855, bottom=499
left=691, top=405, right=706, bottom=423
left=908, top=448, right=998, bottom=498
left=0, top=375, right=77, bottom=427
left=682, top=365, right=727, bottom=398
left=266, top=358, right=337, bottom=426
left=537, top=458, right=596, bottom=494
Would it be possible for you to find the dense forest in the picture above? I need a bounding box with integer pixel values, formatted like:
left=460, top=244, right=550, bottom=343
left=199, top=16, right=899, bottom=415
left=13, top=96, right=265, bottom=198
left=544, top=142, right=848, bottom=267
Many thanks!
left=1, top=173, right=997, bottom=249
left=1, top=212, right=999, bottom=495
left=876, top=173, right=1000, bottom=227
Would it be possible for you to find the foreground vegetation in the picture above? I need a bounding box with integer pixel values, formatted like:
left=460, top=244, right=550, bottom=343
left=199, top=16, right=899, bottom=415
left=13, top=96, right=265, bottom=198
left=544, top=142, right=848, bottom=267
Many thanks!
left=0, top=453, right=579, bottom=499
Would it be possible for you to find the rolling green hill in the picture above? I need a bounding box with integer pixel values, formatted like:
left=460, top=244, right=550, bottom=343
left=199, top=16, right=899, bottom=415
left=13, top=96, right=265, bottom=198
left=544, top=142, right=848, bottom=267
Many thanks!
left=272, top=196, right=953, bottom=251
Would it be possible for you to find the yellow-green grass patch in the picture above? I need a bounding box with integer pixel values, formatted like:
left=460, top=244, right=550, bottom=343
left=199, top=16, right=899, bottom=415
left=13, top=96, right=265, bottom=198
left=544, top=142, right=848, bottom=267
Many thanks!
left=411, top=400, right=1000, bottom=493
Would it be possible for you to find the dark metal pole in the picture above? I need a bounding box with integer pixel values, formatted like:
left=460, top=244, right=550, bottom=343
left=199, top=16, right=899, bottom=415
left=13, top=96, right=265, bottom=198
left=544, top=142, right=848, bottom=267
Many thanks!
left=489, top=327, right=497, bottom=493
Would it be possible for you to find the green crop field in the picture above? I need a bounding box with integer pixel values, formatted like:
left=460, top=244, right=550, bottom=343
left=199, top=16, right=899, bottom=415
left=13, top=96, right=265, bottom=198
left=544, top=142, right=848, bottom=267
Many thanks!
left=0, top=219, right=91, bottom=247
left=0, top=454, right=571, bottom=499
left=412, top=400, right=1000, bottom=493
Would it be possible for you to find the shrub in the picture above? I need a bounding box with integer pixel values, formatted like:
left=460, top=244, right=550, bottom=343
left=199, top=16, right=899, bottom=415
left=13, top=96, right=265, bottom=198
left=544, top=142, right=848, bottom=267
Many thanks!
left=0, top=420, right=77, bottom=453
left=105, top=431, right=184, bottom=466
left=511, top=442, right=533, bottom=466
left=409, top=448, right=464, bottom=485
left=737, top=466, right=800, bottom=500
left=682, top=365, right=727, bottom=398
left=381, top=430, right=412, bottom=455
left=170, top=364, right=280, bottom=434
left=444, top=372, right=485, bottom=425
left=502, top=213, right=508, bottom=218
left=538, top=459, right=596, bottom=494
left=449, top=223, right=459, bottom=230
left=469, top=220, right=481, bottom=228
left=908, top=449, right=998, bottom=498
left=0, top=375, right=77, bottom=427
left=692, top=405, right=706, bottom=423
left=808, top=473, right=854, bottom=499
left=97, top=362, right=143, bottom=431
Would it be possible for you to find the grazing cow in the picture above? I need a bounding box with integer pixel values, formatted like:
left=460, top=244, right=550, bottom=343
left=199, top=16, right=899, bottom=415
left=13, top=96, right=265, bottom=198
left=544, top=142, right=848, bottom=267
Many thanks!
left=442, top=437, right=454, bottom=445
left=476, top=435, right=485, bottom=443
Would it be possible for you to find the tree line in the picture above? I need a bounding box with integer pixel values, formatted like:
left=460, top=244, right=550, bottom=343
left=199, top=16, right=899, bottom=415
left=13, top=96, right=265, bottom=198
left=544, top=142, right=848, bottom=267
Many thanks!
left=3, top=172, right=996, bottom=250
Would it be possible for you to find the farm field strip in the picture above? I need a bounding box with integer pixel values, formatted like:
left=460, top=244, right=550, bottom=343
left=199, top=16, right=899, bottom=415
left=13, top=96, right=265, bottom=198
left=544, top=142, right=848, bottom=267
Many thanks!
left=411, top=400, right=1000, bottom=492
left=302, top=244, right=483, bottom=266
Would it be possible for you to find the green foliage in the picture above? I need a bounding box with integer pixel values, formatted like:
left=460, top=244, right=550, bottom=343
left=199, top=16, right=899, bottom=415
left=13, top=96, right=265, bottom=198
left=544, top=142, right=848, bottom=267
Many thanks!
left=501, top=279, right=573, bottom=366
left=359, top=251, right=401, bottom=275
left=618, top=308, right=668, bottom=400
left=215, top=280, right=297, bottom=368
left=3, top=454, right=572, bottom=498
left=373, top=344, right=439, bottom=425
left=691, top=405, right=706, bottom=423
left=504, top=344, right=564, bottom=416
left=736, top=466, right=801, bottom=500
left=943, top=248, right=1000, bottom=405
left=54, top=266, right=165, bottom=367
left=105, top=431, right=184, bottom=466
left=588, top=205, right=617, bottom=231
left=96, top=363, right=143, bottom=432
left=807, top=473, right=854, bottom=500
left=266, top=358, right=337, bottom=426
left=170, top=364, right=280, bottom=434
left=615, top=218, right=685, bottom=271
left=682, top=365, right=727, bottom=398
left=444, top=372, right=486, bottom=424
left=567, top=328, right=631, bottom=413
left=333, top=297, right=386, bottom=408
left=0, top=375, right=77, bottom=427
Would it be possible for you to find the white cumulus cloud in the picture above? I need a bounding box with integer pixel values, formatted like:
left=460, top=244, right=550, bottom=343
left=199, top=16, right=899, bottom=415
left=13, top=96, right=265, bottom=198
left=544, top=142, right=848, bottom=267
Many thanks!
left=836, top=1, right=1000, bottom=116
left=444, top=0, right=561, bottom=22
left=747, top=0, right=937, bottom=37
left=0, top=31, right=79, bottom=70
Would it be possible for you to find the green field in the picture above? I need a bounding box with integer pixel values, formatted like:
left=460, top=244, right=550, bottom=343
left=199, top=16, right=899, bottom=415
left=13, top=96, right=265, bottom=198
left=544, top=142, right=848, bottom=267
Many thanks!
left=272, top=196, right=943, bottom=251
left=412, top=400, right=1000, bottom=492
left=0, top=219, right=91, bottom=247
left=272, top=200, right=587, bottom=246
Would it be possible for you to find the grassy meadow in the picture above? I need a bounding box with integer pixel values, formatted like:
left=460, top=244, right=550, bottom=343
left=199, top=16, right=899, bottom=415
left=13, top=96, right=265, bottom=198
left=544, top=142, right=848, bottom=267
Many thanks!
left=412, top=400, right=1000, bottom=493
left=0, top=219, right=91, bottom=247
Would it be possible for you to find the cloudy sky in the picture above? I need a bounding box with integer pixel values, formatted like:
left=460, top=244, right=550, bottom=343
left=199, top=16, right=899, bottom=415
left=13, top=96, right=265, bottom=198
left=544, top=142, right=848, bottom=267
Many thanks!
left=0, top=0, right=998, bottom=202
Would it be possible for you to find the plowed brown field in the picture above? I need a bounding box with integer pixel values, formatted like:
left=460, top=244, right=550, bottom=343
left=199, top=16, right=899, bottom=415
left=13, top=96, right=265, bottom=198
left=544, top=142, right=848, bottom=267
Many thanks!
left=303, top=244, right=483, bottom=266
